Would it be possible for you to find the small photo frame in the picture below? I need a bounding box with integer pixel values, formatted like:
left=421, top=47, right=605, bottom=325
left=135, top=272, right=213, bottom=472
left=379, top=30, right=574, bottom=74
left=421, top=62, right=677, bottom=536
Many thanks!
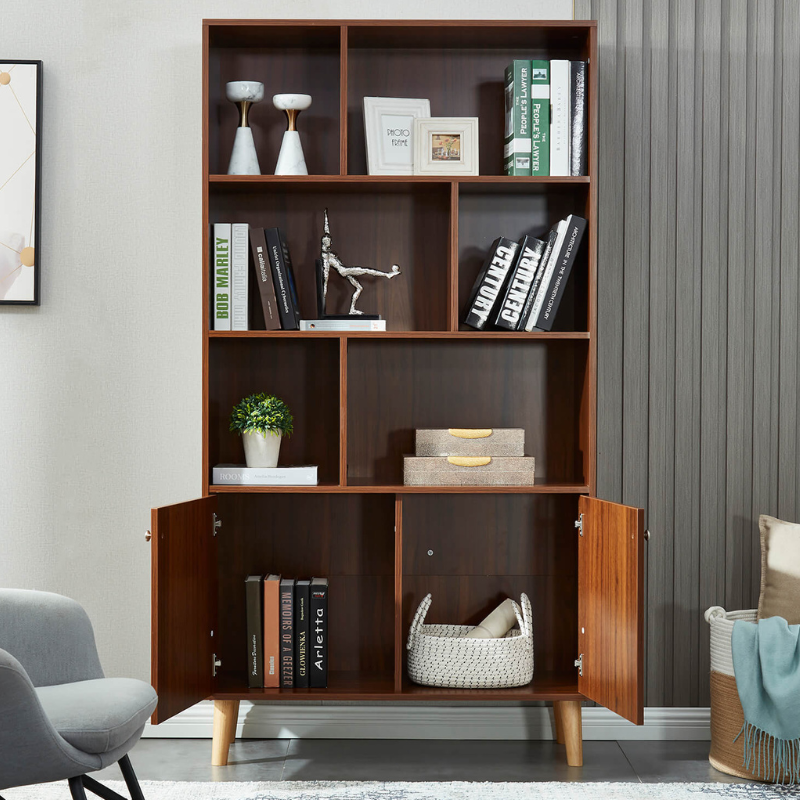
left=413, top=117, right=479, bottom=176
left=363, top=97, right=431, bottom=175
left=0, top=60, right=42, bottom=305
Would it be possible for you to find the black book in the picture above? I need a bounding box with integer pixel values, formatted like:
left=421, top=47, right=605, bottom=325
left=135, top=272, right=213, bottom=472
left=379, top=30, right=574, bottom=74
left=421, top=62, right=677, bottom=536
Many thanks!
left=309, top=577, right=328, bottom=688
left=279, top=578, right=295, bottom=687
left=266, top=228, right=300, bottom=330
left=294, top=579, right=311, bottom=688
left=494, top=236, right=546, bottom=330
left=519, top=226, right=559, bottom=331
left=569, top=61, right=588, bottom=177
left=249, top=228, right=281, bottom=330
left=532, top=215, right=587, bottom=331
left=462, top=237, right=520, bottom=330
left=245, top=575, right=264, bottom=688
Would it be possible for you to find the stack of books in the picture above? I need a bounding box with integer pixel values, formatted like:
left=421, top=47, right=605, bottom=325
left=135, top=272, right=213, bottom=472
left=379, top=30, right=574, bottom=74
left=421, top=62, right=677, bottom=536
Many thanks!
left=246, top=575, right=328, bottom=689
left=462, top=215, right=587, bottom=332
left=212, top=224, right=301, bottom=332
left=504, top=59, right=588, bottom=177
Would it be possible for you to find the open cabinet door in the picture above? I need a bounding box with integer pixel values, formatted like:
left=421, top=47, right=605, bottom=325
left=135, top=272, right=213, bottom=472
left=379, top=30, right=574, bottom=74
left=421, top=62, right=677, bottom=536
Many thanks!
left=150, top=496, right=217, bottom=724
left=577, top=496, right=644, bottom=725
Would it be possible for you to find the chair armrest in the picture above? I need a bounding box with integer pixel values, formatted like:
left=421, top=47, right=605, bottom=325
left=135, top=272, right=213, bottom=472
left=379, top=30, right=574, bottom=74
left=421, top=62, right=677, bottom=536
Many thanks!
left=0, top=648, right=100, bottom=790
left=0, top=589, right=104, bottom=687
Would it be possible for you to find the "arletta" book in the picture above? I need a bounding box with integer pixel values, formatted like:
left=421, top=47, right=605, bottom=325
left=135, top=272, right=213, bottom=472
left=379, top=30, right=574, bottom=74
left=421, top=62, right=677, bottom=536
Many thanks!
left=310, top=577, right=328, bottom=688
left=279, top=578, right=295, bottom=688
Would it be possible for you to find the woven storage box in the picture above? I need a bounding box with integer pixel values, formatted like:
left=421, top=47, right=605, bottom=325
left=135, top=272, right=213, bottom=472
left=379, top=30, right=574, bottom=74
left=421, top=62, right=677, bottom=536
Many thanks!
left=407, top=593, right=534, bottom=688
left=705, top=606, right=790, bottom=783
left=403, top=455, right=535, bottom=486
left=415, top=428, right=525, bottom=457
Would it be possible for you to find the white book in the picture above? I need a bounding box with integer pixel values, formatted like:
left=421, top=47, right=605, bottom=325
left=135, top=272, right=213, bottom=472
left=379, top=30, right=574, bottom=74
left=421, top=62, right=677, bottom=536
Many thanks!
left=231, top=223, right=249, bottom=331
left=212, top=464, right=319, bottom=486
left=549, top=60, right=570, bottom=177
left=212, top=223, right=231, bottom=331
left=300, top=319, right=387, bottom=332
left=525, top=220, right=568, bottom=331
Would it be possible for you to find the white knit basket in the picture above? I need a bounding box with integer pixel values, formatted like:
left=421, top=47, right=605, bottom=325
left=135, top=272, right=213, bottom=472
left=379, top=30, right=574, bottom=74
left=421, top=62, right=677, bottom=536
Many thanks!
left=406, top=593, right=534, bottom=688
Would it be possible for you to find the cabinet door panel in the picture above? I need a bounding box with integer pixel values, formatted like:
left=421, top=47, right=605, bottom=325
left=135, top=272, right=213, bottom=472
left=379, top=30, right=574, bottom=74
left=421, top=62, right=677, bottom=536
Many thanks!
left=577, top=496, right=644, bottom=724
left=151, top=496, right=217, bottom=723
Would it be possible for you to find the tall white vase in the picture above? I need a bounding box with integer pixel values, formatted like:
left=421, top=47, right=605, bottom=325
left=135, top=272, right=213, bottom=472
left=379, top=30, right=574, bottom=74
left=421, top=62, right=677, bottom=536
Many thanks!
left=275, top=131, right=308, bottom=175
left=242, top=431, right=282, bottom=468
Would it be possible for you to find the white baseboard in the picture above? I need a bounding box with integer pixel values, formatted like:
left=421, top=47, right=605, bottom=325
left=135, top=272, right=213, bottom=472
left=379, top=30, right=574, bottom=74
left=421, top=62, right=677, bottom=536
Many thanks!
left=143, top=703, right=710, bottom=741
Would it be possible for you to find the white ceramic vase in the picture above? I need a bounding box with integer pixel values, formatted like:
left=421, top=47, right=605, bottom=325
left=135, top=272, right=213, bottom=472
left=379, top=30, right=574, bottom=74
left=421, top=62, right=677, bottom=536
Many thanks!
left=273, top=93, right=312, bottom=175
left=242, top=431, right=282, bottom=468
left=226, top=81, right=264, bottom=176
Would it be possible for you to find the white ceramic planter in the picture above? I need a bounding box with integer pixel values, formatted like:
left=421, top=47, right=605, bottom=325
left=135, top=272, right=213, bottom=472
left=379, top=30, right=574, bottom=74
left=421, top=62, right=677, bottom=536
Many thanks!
left=242, top=431, right=282, bottom=468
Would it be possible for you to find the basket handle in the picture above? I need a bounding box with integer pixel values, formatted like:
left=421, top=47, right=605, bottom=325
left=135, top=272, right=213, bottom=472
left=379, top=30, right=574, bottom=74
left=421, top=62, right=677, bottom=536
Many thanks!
left=407, top=593, right=432, bottom=651
left=516, top=593, right=532, bottom=637
left=704, top=605, right=727, bottom=624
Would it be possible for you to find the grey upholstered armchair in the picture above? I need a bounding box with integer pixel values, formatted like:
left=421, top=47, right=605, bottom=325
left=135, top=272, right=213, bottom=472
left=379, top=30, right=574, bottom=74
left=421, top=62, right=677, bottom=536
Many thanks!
left=0, top=589, right=157, bottom=800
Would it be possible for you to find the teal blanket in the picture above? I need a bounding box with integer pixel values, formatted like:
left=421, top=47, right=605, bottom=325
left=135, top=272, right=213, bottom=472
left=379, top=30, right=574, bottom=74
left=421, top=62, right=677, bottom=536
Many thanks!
left=732, top=616, right=800, bottom=783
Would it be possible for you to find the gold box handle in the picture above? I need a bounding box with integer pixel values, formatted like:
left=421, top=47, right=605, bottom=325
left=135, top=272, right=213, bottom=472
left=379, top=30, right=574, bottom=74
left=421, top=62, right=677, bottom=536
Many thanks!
left=447, top=456, right=492, bottom=467
left=448, top=428, right=493, bottom=439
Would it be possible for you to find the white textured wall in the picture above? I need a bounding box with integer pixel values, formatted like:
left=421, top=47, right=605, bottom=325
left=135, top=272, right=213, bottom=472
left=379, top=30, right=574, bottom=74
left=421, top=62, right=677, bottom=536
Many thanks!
left=0, top=0, right=571, bottom=684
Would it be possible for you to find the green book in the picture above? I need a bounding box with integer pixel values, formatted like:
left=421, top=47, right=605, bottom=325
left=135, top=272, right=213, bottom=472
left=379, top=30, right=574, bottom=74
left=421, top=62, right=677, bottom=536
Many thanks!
left=503, top=60, right=531, bottom=176
left=530, top=60, right=550, bottom=176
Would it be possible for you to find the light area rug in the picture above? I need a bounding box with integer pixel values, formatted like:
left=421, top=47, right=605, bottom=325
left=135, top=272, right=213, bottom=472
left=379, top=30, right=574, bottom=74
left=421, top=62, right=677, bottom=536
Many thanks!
left=3, top=782, right=800, bottom=799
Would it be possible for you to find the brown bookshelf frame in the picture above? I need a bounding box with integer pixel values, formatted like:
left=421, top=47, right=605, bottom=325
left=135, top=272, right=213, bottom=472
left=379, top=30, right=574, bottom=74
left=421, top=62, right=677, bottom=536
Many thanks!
left=150, top=19, right=644, bottom=771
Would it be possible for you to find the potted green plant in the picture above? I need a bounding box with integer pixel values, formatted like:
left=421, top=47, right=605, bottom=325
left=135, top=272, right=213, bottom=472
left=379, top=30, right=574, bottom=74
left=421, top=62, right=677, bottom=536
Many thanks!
left=229, top=393, right=294, bottom=468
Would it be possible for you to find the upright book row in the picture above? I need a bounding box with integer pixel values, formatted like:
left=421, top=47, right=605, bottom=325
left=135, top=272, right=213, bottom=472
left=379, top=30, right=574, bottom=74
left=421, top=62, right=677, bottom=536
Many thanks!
left=245, top=575, right=329, bottom=689
left=213, top=224, right=301, bottom=332
left=504, top=59, right=588, bottom=177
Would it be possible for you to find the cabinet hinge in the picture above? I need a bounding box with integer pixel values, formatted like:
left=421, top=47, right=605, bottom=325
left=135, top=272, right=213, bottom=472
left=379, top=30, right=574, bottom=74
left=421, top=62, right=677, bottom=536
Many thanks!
left=212, top=513, right=221, bottom=537
left=574, top=653, right=583, bottom=677
left=575, top=513, right=584, bottom=537
left=213, top=653, right=221, bottom=677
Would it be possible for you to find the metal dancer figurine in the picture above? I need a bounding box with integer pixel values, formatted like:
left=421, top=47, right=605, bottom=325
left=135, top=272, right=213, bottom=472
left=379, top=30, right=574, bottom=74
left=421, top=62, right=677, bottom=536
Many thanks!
left=320, top=208, right=401, bottom=315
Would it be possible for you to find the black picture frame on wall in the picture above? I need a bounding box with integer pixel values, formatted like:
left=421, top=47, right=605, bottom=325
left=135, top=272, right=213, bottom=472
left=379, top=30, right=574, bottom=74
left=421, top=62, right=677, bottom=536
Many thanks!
left=0, top=59, right=42, bottom=305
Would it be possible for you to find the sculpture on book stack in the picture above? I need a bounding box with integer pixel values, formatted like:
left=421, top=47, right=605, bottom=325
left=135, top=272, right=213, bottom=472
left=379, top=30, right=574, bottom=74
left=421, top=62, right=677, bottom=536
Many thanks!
left=316, top=208, right=401, bottom=317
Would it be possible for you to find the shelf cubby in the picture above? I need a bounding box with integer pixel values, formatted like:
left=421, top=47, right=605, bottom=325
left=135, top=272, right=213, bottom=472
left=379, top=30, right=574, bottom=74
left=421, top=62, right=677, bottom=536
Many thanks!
left=206, top=24, right=342, bottom=176
left=207, top=338, right=341, bottom=485
left=215, top=493, right=395, bottom=679
left=346, top=338, right=590, bottom=486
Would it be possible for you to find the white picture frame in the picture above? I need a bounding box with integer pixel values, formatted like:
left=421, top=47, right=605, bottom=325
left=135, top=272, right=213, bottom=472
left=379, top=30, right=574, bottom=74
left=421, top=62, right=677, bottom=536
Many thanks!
left=363, top=97, right=431, bottom=175
left=412, top=117, right=479, bottom=176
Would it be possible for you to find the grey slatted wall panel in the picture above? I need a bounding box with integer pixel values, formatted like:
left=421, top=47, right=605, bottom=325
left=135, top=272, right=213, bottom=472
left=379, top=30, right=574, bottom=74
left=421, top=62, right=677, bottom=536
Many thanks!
left=577, top=0, right=800, bottom=705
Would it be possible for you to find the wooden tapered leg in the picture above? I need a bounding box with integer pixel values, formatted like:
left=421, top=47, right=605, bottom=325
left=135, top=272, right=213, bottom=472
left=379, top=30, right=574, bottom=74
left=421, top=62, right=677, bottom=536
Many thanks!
left=554, top=700, right=583, bottom=766
left=552, top=702, right=565, bottom=744
left=212, top=699, right=240, bottom=766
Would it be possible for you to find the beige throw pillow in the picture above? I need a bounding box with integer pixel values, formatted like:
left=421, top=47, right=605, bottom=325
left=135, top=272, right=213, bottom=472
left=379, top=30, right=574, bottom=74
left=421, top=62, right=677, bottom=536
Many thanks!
left=758, top=514, right=800, bottom=624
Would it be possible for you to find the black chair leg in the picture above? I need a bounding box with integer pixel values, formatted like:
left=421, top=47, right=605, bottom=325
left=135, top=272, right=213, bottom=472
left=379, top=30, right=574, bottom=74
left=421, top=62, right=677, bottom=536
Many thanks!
left=118, top=755, right=145, bottom=800
left=69, top=776, right=88, bottom=800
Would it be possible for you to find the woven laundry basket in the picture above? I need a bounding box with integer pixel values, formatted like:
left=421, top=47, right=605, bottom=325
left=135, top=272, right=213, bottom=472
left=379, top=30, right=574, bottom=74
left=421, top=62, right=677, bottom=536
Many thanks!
left=705, top=606, right=791, bottom=783
left=406, top=593, right=534, bottom=689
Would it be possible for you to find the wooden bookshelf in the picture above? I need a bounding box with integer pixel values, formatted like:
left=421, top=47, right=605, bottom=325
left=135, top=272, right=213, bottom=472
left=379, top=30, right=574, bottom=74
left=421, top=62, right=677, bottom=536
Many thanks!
left=149, top=18, right=645, bottom=771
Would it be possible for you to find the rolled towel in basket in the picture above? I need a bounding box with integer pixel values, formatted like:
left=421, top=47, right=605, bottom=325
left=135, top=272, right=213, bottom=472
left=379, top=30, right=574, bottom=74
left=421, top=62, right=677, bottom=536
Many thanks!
left=465, top=598, right=518, bottom=639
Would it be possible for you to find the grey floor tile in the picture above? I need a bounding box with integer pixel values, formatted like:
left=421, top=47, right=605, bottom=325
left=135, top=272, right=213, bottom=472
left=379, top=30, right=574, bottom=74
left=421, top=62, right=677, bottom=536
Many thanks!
left=282, top=739, right=638, bottom=782
left=91, top=738, right=290, bottom=782
left=618, top=740, right=749, bottom=784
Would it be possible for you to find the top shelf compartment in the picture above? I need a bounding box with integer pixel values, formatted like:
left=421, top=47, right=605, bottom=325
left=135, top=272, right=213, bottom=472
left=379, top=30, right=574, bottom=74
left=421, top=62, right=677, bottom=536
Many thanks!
left=205, top=21, right=595, bottom=178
